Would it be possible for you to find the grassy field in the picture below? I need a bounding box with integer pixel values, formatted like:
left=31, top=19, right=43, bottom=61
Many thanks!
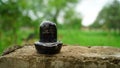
left=0, top=29, right=120, bottom=54
left=58, top=29, right=120, bottom=47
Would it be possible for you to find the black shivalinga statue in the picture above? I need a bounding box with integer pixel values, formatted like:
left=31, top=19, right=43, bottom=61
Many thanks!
left=34, top=21, right=62, bottom=54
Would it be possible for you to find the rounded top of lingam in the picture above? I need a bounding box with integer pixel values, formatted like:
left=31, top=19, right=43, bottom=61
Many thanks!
left=40, top=21, right=56, bottom=27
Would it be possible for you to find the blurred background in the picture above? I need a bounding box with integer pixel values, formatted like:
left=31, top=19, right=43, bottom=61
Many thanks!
left=0, top=0, right=120, bottom=54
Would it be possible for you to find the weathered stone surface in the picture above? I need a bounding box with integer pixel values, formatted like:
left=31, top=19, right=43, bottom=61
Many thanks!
left=0, top=44, right=120, bottom=68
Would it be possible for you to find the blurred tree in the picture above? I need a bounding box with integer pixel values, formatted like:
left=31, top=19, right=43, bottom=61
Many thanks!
left=92, top=0, right=120, bottom=33
left=64, top=8, right=82, bottom=29
left=0, top=0, right=33, bottom=44
left=42, top=0, right=80, bottom=24
left=25, top=0, right=82, bottom=28
left=0, top=0, right=81, bottom=29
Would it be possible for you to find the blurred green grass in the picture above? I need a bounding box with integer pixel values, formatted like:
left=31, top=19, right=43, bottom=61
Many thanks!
left=0, top=29, right=120, bottom=54
left=58, top=29, right=120, bottom=47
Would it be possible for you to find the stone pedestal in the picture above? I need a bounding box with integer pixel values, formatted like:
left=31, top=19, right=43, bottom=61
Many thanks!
left=0, top=44, right=120, bottom=68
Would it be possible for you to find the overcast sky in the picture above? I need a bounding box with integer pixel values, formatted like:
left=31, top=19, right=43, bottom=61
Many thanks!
left=76, top=0, right=111, bottom=26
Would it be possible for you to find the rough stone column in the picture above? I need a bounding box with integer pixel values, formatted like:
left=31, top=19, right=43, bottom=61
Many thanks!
left=0, top=44, right=120, bottom=68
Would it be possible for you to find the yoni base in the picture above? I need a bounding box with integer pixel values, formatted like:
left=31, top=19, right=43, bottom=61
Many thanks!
left=34, top=42, right=62, bottom=54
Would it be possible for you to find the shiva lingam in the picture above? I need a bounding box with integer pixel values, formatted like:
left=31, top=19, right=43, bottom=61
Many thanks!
left=34, top=21, right=62, bottom=54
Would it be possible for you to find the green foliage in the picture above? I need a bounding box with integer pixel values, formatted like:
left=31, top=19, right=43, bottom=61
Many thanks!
left=92, top=0, right=120, bottom=32
left=0, top=1, right=21, bottom=30
left=43, top=0, right=80, bottom=24
left=64, top=9, right=82, bottom=29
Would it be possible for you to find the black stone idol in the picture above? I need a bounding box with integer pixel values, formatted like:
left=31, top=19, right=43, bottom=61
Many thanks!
left=34, top=21, right=62, bottom=54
